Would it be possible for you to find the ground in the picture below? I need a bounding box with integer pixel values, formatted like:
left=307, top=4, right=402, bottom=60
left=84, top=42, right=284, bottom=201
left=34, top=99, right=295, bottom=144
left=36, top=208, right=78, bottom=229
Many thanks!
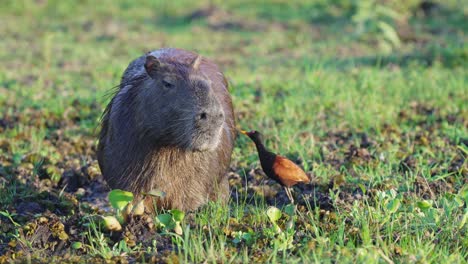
left=0, top=0, right=467, bottom=263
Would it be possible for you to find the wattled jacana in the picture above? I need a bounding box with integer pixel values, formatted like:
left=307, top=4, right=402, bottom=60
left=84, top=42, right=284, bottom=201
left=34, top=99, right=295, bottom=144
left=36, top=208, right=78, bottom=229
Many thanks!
left=241, top=130, right=310, bottom=203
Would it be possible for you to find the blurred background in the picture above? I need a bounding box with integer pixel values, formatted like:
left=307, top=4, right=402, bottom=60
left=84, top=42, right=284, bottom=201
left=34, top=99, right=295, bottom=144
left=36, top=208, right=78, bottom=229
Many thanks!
left=1, top=0, right=465, bottom=94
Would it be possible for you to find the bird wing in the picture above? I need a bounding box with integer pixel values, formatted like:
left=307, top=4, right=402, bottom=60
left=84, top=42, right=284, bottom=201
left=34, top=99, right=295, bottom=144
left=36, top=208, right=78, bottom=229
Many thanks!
left=272, top=155, right=310, bottom=187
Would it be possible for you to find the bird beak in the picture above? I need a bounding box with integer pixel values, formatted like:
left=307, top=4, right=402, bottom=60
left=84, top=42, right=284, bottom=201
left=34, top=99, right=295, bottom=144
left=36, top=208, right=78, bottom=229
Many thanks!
left=240, top=130, right=248, bottom=135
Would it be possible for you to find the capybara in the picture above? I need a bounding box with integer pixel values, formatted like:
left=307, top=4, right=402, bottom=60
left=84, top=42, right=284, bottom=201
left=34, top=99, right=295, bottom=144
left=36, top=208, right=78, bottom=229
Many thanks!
left=97, top=48, right=235, bottom=211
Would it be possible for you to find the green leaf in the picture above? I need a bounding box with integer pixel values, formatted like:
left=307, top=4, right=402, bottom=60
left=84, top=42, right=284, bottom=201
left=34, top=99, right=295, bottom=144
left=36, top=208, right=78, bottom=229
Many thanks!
left=157, top=213, right=173, bottom=227
left=378, top=21, right=401, bottom=47
left=242, top=232, right=255, bottom=245
left=417, top=200, right=433, bottom=210
left=459, top=209, right=468, bottom=229
left=284, top=204, right=296, bottom=217
left=458, top=186, right=468, bottom=205
left=46, top=166, right=61, bottom=183
left=273, top=224, right=282, bottom=234
left=267, top=206, right=282, bottom=223
left=0, top=210, right=20, bottom=226
left=386, top=199, right=401, bottom=214
left=232, top=231, right=242, bottom=244
left=145, top=188, right=166, bottom=198
left=443, top=193, right=464, bottom=209
left=426, top=208, right=440, bottom=224
left=117, top=240, right=130, bottom=253
left=376, top=191, right=387, bottom=200
left=376, top=5, right=401, bottom=20
left=170, top=209, right=185, bottom=222
left=358, top=184, right=367, bottom=195
left=108, top=189, right=134, bottom=211
left=71, top=242, right=82, bottom=250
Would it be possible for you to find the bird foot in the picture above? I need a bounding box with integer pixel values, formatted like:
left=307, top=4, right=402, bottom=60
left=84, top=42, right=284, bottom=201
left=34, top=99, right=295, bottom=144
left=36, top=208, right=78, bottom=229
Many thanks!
left=284, top=187, right=295, bottom=204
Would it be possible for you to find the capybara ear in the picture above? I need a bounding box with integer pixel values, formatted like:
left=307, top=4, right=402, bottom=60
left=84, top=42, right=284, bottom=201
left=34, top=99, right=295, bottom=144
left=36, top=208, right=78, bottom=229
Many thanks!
left=145, top=55, right=167, bottom=79
left=190, top=55, right=202, bottom=71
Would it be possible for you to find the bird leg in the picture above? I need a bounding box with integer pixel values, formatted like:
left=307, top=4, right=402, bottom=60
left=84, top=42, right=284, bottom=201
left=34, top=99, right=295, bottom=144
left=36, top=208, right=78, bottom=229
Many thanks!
left=284, top=187, right=294, bottom=204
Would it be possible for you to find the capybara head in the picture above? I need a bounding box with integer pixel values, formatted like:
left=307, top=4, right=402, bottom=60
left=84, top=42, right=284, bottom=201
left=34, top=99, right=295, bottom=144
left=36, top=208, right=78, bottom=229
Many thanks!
left=135, top=54, right=225, bottom=151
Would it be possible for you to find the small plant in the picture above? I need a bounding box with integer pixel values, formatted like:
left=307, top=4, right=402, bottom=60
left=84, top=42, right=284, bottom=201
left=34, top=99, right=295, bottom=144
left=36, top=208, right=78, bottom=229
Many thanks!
left=266, top=206, right=282, bottom=234
left=284, top=204, right=296, bottom=230
left=108, top=189, right=134, bottom=212
left=416, top=199, right=433, bottom=210
left=99, top=189, right=135, bottom=230
left=232, top=230, right=255, bottom=246
left=156, top=209, right=185, bottom=235
left=460, top=210, right=468, bottom=230
left=265, top=206, right=297, bottom=251
left=83, top=211, right=143, bottom=258
left=0, top=210, right=20, bottom=227
left=386, top=197, right=401, bottom=214
left=106, top=188, right=164, bottom=226
left=171, top=209, right=185, bottom=235
left=84, top=219, right=115, bottom=259
left=351, top=0, right=405, bottom=53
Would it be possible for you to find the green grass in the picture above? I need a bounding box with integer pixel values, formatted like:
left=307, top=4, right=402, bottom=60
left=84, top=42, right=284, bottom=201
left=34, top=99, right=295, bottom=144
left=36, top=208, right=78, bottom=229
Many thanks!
left=0, top=0, right=467, bottom=263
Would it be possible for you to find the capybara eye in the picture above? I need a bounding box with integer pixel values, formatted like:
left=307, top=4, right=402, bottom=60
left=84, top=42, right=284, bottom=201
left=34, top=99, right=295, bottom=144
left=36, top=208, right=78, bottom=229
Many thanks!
left=162, top=80, right=174, bottom=89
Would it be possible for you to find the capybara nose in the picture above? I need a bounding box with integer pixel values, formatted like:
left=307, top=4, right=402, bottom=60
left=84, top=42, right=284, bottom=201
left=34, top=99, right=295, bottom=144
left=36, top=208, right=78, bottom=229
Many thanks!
left=197, top=108, right=224, bottom=127
left=199, top=112, right=208, bottom=120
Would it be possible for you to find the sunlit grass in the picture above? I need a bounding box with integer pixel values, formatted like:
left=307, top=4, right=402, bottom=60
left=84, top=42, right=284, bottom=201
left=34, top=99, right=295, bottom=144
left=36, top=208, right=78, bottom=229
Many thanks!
left=0, top=0, right=466, bottom=263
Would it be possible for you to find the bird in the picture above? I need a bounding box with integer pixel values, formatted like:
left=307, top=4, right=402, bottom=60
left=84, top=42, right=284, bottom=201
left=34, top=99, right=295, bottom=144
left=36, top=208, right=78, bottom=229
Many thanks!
left=240, top=130, right=311, bottom=203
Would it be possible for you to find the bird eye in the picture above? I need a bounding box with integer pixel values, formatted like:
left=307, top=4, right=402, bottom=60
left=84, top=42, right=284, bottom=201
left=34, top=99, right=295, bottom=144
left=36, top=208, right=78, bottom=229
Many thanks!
left=162, top=80, right=174, bottom=89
